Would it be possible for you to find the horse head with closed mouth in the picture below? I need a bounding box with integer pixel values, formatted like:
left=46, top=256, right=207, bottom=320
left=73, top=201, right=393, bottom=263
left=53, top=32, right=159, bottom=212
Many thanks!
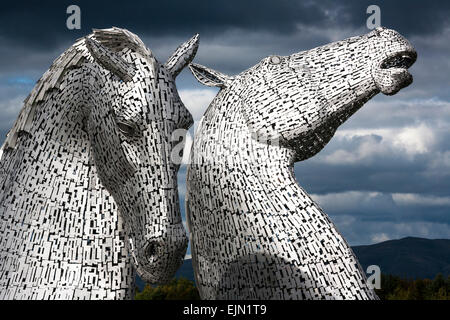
left=84, top=28, right=198, bottom=284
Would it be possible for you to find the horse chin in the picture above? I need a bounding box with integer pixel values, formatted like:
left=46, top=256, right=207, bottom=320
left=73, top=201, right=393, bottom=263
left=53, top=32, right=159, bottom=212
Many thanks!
left=136, top=252, right=185, bottom=285
left=135, top=266, right=173, bottom=285
left=373, top=67, right=413, bottom=96
left=133, top=229, right=188, bottom=284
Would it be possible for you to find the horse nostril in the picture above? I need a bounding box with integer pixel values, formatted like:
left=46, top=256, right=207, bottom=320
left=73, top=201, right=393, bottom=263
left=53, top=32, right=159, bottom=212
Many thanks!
left=146, top=242, right=158, bottom=257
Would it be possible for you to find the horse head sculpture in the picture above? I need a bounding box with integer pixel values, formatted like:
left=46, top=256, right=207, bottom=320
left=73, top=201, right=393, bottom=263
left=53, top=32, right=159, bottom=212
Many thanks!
left=0, top=27, right=198, bottom=299
left=84, top=29, right=197, bottom=283
left=190, top=27, right=416, bottom=161
left=186, top=27, right=416, bottom=299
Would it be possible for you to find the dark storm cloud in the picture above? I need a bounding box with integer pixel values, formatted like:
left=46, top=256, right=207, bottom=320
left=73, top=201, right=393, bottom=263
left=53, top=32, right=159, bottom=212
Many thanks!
left=1, top=0, right=449, bottom=77
left=0, top=0, right=325, bottom=74
left=1, top=0, right=449, bottom=49
left=0, top=0, right=327, bottom=48
left=295, top=159, right=428, bottom=195
left=321, top=0, right=450, bottom=37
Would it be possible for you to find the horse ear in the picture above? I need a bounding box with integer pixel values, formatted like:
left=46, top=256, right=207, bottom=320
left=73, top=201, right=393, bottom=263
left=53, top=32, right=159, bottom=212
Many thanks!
left=85, top=37, right=136, bottom=82
left=189, top=63, right=230, bottom=88
left=165, top=34, right=200, bottom=78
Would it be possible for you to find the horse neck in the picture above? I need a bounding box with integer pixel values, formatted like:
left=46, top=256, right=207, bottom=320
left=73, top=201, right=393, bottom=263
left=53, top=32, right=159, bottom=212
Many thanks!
left=198, top=88, right=300, bottom=192
left=1, top=77, right=95, bottom=215
left=0, top=77, right=134, bottom=299
left=196, top=89, right=349, bottom=226
left=190, top=89, right=374, bottom=298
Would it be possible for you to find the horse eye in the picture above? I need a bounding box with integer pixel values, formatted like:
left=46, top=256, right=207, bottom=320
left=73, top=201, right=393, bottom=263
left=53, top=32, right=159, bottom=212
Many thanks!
left=117, top=122, right=136, bottom=136
left=270, top=56, right=282, bottom=65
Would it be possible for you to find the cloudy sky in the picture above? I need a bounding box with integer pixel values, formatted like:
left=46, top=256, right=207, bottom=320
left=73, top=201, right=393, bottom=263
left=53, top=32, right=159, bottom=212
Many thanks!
left=0, top=0, right=449, bottom=248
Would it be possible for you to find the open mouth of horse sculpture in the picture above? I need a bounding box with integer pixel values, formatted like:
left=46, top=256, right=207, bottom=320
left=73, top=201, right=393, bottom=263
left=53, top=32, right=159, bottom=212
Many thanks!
left=380, top=51, right=416, bottom=70
left=377, top=50, right=416, bottom=90
left=371, top=30, right=417, bottom=96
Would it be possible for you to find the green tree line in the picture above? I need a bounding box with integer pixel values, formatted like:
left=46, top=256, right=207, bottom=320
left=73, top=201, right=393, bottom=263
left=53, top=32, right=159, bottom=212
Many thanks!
left=135, top=277, right=200, bottom=300
left=376, top=273, right=450, bottom=300
left=135, top=274, right=450, bottom=300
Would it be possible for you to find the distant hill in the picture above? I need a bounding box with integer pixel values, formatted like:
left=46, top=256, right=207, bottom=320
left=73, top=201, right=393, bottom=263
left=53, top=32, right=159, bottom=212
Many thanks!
left=136, top=237, right=450, bottom=290
left=353, top=237, right=450, bottom=279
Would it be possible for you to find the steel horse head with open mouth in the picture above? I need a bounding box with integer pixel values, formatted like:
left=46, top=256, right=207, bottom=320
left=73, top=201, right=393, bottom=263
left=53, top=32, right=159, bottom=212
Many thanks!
left=186, top=27, right=417, bottom=300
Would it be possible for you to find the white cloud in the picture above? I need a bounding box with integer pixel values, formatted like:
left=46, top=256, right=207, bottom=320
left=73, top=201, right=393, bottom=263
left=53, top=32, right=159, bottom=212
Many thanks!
left=177, top=88, right=218, bottom=166
left=392, top=193, right=450, bottom=207
left=338, top=124, right=436, bottom=155
left=334, top=95, right=450, bottom=134
left=320, top=134, right=385, bottom=165
left=370, top=222, right=450, bottom=244
left=393, top=124, right=435, bottom=154
left=371, top=233, right=391, bottom=243
left=179, top=89, right=217, bottom=121
left=321, top=123, right=436, bottom=165
left=311, top=191, right=383, bottom=212
left=332, top=214, right=450, bottom=246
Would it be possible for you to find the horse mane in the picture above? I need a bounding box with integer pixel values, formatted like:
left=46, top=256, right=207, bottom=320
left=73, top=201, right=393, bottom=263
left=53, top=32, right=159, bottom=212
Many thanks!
left=1, top=27, right=153, bottom=151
